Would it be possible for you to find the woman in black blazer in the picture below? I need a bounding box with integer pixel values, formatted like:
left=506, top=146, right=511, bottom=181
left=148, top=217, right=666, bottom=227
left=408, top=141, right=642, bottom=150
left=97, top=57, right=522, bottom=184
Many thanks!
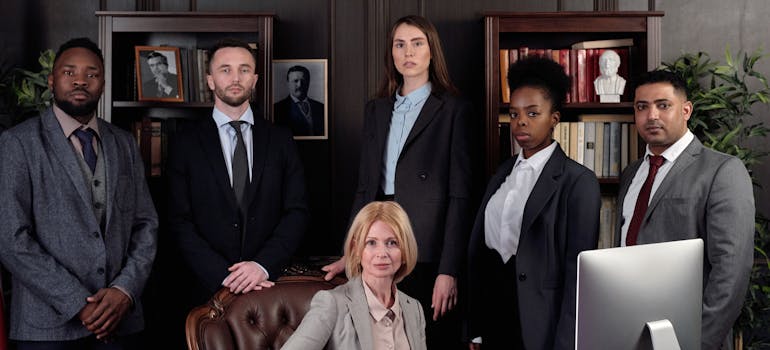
left=323, top=15, right=474, bottom=349
left=467, top=57, right=600, bottom=350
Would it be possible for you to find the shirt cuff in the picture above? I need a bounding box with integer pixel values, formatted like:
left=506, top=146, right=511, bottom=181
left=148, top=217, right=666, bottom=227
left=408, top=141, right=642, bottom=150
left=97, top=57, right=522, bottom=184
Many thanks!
left=110, top=285, right=134, bottom=306
left=253, top=261, right=270, bottom=279
left=472, top=337, right=482, bottom=344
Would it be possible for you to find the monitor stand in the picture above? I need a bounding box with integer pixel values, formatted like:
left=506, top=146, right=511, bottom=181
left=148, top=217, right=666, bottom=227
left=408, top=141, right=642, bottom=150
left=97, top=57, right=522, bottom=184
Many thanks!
left=646, top=319, right=682, bottom=350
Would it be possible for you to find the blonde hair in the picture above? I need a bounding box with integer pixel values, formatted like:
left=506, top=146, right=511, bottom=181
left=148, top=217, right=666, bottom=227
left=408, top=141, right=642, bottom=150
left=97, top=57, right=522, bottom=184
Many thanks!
left=344, top=201, right=418, bottom=283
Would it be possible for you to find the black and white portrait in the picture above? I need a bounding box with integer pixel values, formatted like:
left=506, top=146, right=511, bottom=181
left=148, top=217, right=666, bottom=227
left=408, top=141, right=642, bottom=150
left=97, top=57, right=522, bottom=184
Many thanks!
left=135, top=46, right=184, bottom=102
left=272, top=59, right=328, bottom=139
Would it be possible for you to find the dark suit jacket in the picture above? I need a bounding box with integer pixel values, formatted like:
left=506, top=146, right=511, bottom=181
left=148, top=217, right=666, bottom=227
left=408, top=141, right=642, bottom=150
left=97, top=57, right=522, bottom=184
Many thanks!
left=615, top=137, right=754, bottom=350
left=467, top=146, right=600, bottom=350
left=274, top=96, right=324, bottom=136
left=350, top=91, right=474, bottom=277
left=167, top=114, right=308, bottom=304
left=0, top=108, right=158, bottom=340
left=142, top=72, right=180, bottom=99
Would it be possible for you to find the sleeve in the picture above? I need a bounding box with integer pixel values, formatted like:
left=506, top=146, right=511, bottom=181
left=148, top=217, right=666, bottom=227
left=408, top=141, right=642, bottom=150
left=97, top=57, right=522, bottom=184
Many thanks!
left=166, top=132, right=232, bottom=293
left=438, top=98, right=475, bottom=277
left=281, top=290, right=337, bottom=350
left=0, top=132, right=91, bottom=322
left=250, top=129, right=309, bottom=278
left=701, top=157, right=754, bottom=350
left=554, top=169, right=601, bottom=350
left=109, top=132, right=158, bottom=301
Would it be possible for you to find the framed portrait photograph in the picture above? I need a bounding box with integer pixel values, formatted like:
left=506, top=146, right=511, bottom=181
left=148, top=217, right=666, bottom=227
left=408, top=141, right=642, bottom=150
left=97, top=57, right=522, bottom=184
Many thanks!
left=135, top=46, right=184, bottom=102
left=272, top=59, right=328, bottom=140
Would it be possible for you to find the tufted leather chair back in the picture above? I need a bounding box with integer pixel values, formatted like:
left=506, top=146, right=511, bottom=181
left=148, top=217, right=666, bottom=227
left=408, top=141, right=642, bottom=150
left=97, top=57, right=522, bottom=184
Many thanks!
left=186, top=275, right=346, bottom=350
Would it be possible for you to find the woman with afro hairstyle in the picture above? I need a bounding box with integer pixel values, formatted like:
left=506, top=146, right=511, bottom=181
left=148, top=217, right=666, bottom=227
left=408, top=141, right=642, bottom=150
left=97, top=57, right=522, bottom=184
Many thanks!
left=466, top=56, right=600, bottom=350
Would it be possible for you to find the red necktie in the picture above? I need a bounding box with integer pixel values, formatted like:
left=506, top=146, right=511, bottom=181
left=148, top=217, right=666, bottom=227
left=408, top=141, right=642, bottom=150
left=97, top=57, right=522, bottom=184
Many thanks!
left=625, top=155, right=665, bottom=246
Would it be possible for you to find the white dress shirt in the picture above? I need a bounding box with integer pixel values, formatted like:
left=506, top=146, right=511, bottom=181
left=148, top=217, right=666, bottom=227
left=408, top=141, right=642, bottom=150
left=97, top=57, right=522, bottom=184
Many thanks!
left=212, top=106, right=255, bottom=185
left=620, top=130, right=695, bottom=245
left=484, top=141, right=558, bottom=262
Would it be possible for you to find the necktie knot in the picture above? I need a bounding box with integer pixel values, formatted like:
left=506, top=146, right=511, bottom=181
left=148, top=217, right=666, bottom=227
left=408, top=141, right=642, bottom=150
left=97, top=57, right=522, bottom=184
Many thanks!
left=229, top=121, right=245, bottom=134
left=649, top=155, right=665, bottom=169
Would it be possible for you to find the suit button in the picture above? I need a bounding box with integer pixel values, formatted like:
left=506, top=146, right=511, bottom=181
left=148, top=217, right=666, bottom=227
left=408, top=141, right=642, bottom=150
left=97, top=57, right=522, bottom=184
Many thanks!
left=418, top=172, right=427, bottom=180
left=93, top=180, right=101, bottom=187
left=94, top=202, right=103, bottom=209
left=518, top=273, right=527, bottom=281
left=233, top=223, right=240, bottom=229
left=92, top=232, right=100, bottom=238
left=97, top=268, right=105, bottom=275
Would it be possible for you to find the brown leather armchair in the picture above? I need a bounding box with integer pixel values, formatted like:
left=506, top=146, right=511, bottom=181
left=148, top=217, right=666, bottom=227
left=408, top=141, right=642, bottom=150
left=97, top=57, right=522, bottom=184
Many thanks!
left=186, top=274, right=345, bottom=350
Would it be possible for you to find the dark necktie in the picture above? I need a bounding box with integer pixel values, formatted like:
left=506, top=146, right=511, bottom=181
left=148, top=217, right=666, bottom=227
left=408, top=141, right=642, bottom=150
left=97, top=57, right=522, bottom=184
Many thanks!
left=626, top=155, right=665, bottom=246
left=298, top=100, right=310, bottom=116
left=73, top=128, right=97, bottom=173
left=229, top=121, right=249, bottom=209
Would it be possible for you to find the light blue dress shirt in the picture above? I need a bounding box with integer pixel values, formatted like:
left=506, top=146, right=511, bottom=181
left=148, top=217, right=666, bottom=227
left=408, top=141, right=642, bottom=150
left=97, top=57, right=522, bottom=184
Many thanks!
left=213, top=106, right=255, bottom=185
left=382, top=82, right=432, bottom=195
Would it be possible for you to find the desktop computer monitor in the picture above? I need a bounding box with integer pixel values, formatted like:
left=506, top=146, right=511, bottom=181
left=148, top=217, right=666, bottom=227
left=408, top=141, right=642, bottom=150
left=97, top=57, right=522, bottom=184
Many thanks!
left=576, top=239, right=703, bottom=350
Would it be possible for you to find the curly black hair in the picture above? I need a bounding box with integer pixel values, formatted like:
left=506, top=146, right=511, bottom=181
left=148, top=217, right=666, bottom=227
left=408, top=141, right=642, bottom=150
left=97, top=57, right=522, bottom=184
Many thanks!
left=507, top=56, right=570, bottom=111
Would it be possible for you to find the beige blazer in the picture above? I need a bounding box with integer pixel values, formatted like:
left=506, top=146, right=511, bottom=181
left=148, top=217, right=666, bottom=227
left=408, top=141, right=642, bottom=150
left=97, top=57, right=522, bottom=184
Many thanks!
left=281, top=276, right=426, bottom=350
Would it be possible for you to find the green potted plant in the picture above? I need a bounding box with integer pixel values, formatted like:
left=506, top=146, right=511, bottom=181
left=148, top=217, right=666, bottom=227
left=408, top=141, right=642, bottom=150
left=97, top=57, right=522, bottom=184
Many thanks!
left=662, top=48, right=770, bottom=350
left=0, top=49, right=54, bottom=128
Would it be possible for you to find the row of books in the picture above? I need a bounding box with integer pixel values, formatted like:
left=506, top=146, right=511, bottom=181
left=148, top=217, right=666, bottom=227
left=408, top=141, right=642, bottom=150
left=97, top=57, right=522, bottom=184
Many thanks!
left=503, top=114, right=639, bottom=178
left=499, top=38, right=633, bottom=104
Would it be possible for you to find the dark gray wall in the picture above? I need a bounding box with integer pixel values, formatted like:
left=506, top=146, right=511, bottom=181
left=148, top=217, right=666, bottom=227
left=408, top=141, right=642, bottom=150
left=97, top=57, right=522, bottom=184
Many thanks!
left=1, top=0, right=768, bottom=253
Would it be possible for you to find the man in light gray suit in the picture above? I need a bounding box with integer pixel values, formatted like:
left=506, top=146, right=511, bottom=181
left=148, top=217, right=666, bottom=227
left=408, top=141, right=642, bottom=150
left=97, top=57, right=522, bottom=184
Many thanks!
left=0, top=38, right=157, bottom=349
left=616, top=70, right=754, bottom=350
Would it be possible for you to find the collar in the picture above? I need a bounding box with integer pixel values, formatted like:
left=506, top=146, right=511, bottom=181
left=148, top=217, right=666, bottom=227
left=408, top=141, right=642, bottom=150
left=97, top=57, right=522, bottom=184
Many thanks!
left=362, top=278, right=400, bottom=322
left=53, top=104, right=100, bottom=138
left=644, top=129, right=694, bottom=163
left=212, top=105, right=255, bottom=128
left=514, top=140, right=558, bottom=172
left=289, top=94, right=309, bottom=104
left=394, top=82, right=432, bottom=110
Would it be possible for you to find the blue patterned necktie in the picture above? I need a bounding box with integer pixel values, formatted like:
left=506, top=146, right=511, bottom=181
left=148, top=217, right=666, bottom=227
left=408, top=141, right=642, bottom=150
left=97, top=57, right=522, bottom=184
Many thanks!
left=73, top=128, right=97, bottom=173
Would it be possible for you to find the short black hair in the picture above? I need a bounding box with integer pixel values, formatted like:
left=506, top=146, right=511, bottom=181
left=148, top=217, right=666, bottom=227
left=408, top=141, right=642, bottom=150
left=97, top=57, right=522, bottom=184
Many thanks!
left=207, top=38, right=256, bottom=73
left=54, top=37, right=104, bottom=67
left=146, top=51, right=169, bottom=65
left=633, top=70, right=689, bottom=99
left=286, top=65, right=310, bottom=81
left=507, top=56, right=570, bottom=111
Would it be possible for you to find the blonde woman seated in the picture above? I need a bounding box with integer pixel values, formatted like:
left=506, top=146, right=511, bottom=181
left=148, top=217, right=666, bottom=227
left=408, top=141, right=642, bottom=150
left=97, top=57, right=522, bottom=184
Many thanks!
left=282, top=201, right=426, bottom=350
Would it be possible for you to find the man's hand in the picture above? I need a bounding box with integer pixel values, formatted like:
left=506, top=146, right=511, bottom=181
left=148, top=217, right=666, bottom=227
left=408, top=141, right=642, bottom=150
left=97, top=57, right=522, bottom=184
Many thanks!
left=153, top=74, right=172, bottom=94
left=431, top=274, right=458, bottom=321
left=321, top=256, right=346, bottom=281
left=222, top=261, right=274, bottom=294
left=79, top=288, right=131, bottom=340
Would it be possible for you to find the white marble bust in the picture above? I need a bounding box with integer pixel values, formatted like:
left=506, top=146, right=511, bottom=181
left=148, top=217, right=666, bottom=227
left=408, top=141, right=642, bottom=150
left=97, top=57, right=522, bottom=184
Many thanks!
left=594, top=49, right=626, bottom=103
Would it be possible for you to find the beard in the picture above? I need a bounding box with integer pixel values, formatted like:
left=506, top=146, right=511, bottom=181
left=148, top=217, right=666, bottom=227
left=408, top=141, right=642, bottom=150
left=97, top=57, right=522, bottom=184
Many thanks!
left=214, top=84, right=253, bottom=107
left=53, top=88, right=100, bottom=118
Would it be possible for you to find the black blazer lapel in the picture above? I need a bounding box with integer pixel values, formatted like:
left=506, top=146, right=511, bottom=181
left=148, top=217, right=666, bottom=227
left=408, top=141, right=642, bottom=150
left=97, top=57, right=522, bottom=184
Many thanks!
left=400, top=94, right=441, bottom=158
left=243, top=117, right=269, bottom=210
left=520, top=147, right=563, bottom=236
left=197, top=118, right=239, bottom=211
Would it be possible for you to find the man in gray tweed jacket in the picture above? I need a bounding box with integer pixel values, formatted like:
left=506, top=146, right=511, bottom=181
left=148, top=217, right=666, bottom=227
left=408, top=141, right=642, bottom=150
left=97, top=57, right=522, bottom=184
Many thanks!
left=0, top=37, right=157, bottom=349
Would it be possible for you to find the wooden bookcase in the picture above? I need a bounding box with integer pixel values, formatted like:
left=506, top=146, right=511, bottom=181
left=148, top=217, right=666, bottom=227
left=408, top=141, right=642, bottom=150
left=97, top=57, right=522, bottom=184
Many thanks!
left=95, top=11, right=274, bottom=178
left=483, top=11, right=664, bottom=181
